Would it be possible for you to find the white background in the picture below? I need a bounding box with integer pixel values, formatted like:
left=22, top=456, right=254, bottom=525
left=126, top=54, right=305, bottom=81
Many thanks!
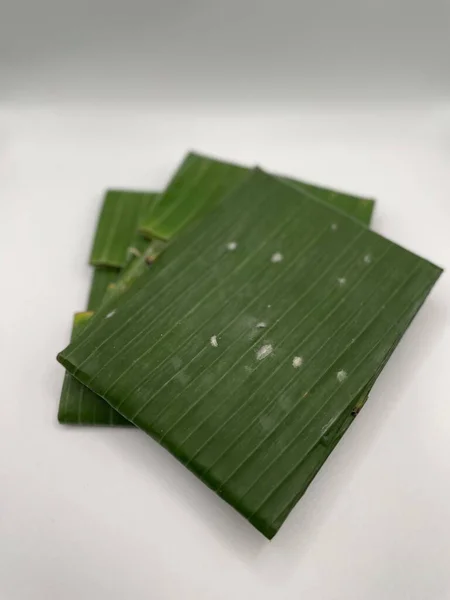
left=0, top=105, right=449, bottom=599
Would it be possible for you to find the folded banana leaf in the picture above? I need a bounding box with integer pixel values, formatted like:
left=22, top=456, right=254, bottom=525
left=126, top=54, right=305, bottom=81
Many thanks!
left=58, top=312, right=132, bottom=426
left=58, top=170, right=442, bottom=537
left=59, top=155, right=375, bottom=426
left=58, top=190, right=158, bottom=425
left=102, top=240, right=168, bottom=305
left=87, top=267, right=120, bottom=311
left=139, top=152, right=374, bottom=239
left=90, top=190, right=158, bottom=268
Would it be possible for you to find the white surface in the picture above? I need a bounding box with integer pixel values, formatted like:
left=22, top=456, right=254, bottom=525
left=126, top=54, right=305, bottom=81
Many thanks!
left=1, top=105, right=449, bottom=600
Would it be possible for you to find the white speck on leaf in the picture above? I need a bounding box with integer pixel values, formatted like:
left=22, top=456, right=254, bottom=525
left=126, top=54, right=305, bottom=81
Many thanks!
left=364, top=254, right=372, bottom=264
left=256, top=344, right=273, bottom=360
left=322, top=415, right=338, bottom=434
left=337, top=369, right=347, bottom=383
left=210, top=335, right=218, bottom=347
left=331, top=223, right=338, bottom=231
left=127, top=246, right=141, bottom=258
left=337, top=277, right=347, bottom=286
left=226, top=241, right=237, bottom=251
left=271, top=252, right=283, bottom=263
left=292, top=356, right=303, bottom=368
left=105, top=310, right=116, bottom=319
left=256, top=322, right=267, bottom=329
left=267, top=304, right=271, bottom=308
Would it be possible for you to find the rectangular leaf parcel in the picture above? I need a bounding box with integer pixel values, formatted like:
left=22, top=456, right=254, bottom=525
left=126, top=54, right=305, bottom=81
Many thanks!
left=58, top=170, right=441, bottom=538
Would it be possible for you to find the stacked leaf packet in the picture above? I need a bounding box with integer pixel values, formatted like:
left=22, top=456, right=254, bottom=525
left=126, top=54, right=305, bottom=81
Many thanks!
left=57, top=151, right=442, bottom=539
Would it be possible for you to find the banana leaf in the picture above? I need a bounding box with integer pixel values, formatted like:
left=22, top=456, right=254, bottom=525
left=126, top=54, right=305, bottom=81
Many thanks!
left=90, top=190, right=158, bottom=268
left=139, top=152, right=374, bottom=239
left=102, top=240, right=168, bottom=305
left=57, top=170, right=441, bottom=538
left=59, top=269, right=134, bottom=426
left=87, top=267, right=120, bottom=311
left=58, top=312, right=132, bottom=426
left=59, top=156, right=375, bottom=426
left=58, top=190, right=158, bottom=425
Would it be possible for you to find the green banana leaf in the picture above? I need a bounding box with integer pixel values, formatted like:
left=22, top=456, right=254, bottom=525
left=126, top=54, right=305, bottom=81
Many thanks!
left=90, top=190, right=158, bottom=268
left=59, top=155, right=375, bottom=426
left=139, top=152, right=374, bottom=239
left=59, top=269, right=134, bottom=426
left=58, top=312, right=132, bottom=426
left=58, top=190, right=158, bottom=425
left=58, top=170, right=441, bottom=538
left=102, top=240, right=168, bottom=305
left=87, top=267, right=120, bottom=311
